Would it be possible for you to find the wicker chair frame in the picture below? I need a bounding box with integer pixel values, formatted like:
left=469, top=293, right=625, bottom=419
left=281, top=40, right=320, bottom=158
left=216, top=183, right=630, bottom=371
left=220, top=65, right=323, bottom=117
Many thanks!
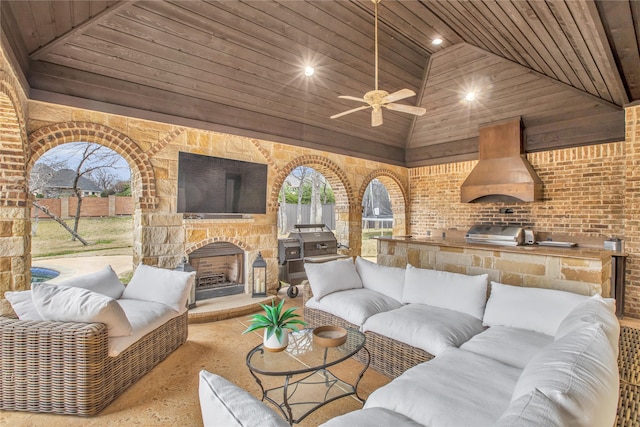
left=0, top=311, right=188, bottom=416
left=303, top=283, right=433, bottom=378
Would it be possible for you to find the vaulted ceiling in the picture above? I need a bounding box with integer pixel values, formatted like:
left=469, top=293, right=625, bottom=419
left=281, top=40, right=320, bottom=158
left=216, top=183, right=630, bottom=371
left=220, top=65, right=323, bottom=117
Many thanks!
left=2, top=0, right=638, bottom=166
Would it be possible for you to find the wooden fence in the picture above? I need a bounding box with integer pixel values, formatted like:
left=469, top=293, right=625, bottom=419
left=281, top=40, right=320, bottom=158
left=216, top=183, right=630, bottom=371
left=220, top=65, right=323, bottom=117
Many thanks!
left=31, top=196, right=133, bottom=219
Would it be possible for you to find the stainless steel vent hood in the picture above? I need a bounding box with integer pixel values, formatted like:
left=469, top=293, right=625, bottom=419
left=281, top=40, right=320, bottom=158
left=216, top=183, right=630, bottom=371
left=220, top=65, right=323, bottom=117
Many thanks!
left=460, top=117, right=542, bottom=203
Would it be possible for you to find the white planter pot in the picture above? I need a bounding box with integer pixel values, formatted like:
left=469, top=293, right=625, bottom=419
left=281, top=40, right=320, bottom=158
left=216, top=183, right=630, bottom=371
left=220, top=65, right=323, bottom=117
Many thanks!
left=264, top=329, right=288, bottom=352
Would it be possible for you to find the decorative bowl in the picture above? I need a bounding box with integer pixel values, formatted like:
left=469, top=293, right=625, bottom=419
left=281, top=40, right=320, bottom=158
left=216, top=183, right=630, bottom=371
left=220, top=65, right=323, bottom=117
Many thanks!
left=312, top=326, right=348, bottom=347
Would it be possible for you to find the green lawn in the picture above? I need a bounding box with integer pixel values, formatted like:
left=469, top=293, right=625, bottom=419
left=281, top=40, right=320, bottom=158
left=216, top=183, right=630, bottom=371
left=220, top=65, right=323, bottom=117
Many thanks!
left=31, top=216, right=133, bottom=259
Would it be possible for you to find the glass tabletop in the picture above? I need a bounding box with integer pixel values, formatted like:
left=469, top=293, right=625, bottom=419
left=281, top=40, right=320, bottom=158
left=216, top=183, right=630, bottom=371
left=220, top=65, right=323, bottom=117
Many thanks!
left=246, top=328, right=365, bottom=376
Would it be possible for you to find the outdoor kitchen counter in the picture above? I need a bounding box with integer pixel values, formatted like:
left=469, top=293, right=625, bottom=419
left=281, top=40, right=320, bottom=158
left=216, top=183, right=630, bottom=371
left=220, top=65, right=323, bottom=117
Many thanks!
left=376, top=236, right=615, bottom=297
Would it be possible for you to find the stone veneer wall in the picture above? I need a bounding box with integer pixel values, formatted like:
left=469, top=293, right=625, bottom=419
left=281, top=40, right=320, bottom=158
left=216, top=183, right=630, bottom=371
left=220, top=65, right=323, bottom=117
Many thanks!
left=408, top=103, right=640, bottom=317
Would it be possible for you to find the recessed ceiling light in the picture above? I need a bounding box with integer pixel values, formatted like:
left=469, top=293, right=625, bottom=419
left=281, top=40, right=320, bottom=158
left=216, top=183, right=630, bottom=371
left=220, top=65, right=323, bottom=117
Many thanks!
left=304, top=66, right=315, bottom=77
left=465, top=92, right=476, bottom=101
left=432, top=38, right=443, bottom=45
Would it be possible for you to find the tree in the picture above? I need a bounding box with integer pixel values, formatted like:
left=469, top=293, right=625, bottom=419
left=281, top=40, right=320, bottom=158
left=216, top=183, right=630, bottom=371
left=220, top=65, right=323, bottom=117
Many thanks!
left=290, top=166, right=310, bottom=224
left=91, top=168, right=117, bottom=196
left=310, top=170, right=322, bottom=223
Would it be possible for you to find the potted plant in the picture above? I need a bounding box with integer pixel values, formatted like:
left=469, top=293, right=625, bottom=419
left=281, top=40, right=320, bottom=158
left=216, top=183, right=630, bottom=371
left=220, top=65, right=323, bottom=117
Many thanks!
left=242, top=299, right=307, bottom=352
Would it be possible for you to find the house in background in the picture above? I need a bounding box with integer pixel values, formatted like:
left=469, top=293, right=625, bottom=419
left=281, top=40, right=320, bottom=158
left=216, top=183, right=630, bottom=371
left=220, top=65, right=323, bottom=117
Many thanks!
left=43, top=169, right=102, bottom=198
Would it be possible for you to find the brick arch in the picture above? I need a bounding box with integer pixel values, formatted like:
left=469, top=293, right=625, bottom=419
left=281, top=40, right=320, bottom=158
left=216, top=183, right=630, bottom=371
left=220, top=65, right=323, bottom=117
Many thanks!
left=27, top=122, right=157, bottom=210
left=270, top=155, right=354, bottom=212
left=358, top=169, right=409, bottom=236
left=0, top=74, right=29, bottom=206
left=185, top=236, right=251, bottom=254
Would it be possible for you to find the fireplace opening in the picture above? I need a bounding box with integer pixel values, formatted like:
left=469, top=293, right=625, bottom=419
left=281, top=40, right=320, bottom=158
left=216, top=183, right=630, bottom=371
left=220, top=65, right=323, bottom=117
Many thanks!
left=189, top=242, right=245, bottom=300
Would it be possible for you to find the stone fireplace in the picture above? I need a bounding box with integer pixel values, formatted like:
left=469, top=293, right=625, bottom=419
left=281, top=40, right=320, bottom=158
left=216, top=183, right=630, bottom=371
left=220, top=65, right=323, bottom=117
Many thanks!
left=189, top=242, right=245, bottom=300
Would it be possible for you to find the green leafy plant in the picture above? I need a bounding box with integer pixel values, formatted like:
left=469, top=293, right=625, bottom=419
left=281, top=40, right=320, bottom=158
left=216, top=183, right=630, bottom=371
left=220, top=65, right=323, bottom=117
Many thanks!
left=242, top=299, right=307, bottom=341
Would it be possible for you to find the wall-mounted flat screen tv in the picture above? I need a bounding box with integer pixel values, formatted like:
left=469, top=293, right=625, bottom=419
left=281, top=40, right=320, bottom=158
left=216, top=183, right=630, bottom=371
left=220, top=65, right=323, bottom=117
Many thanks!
left=177, top=152, right=268, bottom=215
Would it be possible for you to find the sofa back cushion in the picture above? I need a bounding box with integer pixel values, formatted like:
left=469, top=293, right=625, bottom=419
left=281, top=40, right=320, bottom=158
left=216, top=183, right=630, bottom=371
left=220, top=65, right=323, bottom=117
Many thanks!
left=122, top=264, right=195, bottom=313
left=401, top=264, right=488, bottom=320
left=55, top=265, right=125, bottom=299
left=355, top=256, right=404, bottom=302
left=483, top=282, right=590, bottom=336
left=31, top=282, right=133, bottom=337
left=511, top=324, right=619, bottom=427
left=555, top=294, right=619, bottom=348
left=304, top=258, right=363, bottom=300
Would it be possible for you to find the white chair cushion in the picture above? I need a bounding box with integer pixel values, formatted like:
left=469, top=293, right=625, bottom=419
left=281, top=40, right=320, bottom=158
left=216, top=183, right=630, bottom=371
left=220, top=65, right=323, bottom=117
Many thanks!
left=362, top=304, right=485, bottom=356
left=305, top=288, right=402, bottom=327
left=401, top=264, right=488, bottom=320
left=494, top=388, right=571, bottom=427
left=199, top=370, right=288, bottom=427
left=511, top=324, right=619, bottom=427
left=555, top=294, right=619, bottom=348
left=109, top=299, right=181, bottom=356
left=321, top=407, right=422, bottom=427
left=460, top=326, right=553, bottom=369
left=365, top=348, right=521, bottom=427
left=122, top=264, right=195, bottom=313
left=304, top=258, right=362, bottom=300
left=4, top=290, right=42, bottom=320
left=355, top=256, right=404, bottom=302
left=483, top=282, right=590, bottom=336
left=55, top=265, right=125, bottom=299
left=31, top=282, right=132, bottom=337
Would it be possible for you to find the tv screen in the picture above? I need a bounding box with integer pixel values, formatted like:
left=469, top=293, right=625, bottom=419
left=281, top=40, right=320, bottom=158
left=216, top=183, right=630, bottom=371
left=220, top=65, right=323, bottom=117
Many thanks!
left=177, top=152, right=268, bottom=215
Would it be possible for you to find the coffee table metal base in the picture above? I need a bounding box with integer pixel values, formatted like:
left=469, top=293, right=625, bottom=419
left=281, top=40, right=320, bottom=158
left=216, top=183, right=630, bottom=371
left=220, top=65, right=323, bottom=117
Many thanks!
left=249, top=348, right=370, bottom=425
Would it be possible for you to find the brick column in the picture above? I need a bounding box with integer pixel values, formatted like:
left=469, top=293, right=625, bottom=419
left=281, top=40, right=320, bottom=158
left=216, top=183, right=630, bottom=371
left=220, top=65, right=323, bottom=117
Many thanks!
left=624, top=103, right=640, bottom=317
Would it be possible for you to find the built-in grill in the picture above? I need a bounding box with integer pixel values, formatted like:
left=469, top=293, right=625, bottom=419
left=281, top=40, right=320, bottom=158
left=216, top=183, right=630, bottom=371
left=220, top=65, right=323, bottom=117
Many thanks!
left=278, top=224, right=348, bottom=285
left=465, top=224, right=525, bottom=246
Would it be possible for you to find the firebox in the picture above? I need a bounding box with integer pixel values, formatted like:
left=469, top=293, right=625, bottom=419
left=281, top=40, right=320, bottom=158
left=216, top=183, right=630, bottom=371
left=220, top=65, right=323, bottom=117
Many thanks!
left=189, top=242, right=245, bottom=300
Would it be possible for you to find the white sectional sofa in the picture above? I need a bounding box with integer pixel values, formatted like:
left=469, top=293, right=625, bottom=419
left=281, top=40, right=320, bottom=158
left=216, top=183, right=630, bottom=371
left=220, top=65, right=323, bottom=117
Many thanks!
left=199, top=256, right=620, bottom=426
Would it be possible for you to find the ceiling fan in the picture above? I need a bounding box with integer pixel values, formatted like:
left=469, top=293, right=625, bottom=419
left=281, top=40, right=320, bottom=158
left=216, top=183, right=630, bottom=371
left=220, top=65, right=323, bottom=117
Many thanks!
left=330, top=0, right=426, bottom=127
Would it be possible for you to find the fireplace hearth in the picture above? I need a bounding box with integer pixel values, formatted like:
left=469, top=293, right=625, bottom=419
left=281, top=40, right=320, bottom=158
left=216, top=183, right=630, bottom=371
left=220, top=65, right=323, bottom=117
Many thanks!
left=189, top=242, right=245, bottom=300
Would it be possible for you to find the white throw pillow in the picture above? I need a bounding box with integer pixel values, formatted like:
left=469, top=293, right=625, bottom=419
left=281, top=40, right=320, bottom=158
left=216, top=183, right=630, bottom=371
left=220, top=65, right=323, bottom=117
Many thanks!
left=355, top=256, right=405, bottom=302
left=122, top=264, right=195, bottom=313
left=31, top=282, right=132, bottom=337
left=199, top=370, right=288, bottom=427
left=511, top=324, right=619, bottom=427
left=555, top=294, right=619, bottom=347
left=4, top=290, right=42, bottom=320
left=401, top=264, right=488, bottom=320
left=483, top=282, right=590, bottom=336
left=55, top=265, right=125, bottom=299
left=304, top=258, right=362, bottom=300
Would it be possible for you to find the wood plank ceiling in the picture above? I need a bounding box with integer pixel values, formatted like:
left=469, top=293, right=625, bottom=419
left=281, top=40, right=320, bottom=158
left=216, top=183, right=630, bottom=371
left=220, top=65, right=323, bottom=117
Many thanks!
left=2, top=0, right=639, bottom=167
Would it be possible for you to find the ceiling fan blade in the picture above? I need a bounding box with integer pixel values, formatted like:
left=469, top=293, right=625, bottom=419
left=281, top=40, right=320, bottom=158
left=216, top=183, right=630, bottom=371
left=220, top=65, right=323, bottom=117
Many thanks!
left=384, top=88, right=416, bottom=103
left=338, top=95, right=368, bottom=103
left=330, top=105, right=371, bottom=119
left=385, top=103, right=427, bottom=116
left=371, top=108, right=383, bottom=127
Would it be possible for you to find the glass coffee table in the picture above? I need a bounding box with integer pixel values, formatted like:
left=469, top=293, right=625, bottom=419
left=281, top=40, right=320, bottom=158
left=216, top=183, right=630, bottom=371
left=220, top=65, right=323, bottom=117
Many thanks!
left=246, top=328, right=370, bottom=425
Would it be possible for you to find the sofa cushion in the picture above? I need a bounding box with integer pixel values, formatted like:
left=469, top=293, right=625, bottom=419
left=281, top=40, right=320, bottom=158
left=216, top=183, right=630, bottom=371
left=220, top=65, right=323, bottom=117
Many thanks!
left=4, top=290, right=42, bottom=320
left=483, top=282, right=590, bottom=336
left=198, top=370, right=288, bottom=427
left=511, top=324, right=619, bottom=427
left=555, top=294, right=619, bottom=348
left=355, top=256, right=404, bottom=302
left=494, top=388, right=571, bottom=427
left=109, top=299, right=181, bottom=356
left=460, top=326, right=553, bottom=369
left=55, top=265, right=125, bottom=299
left=321, top=407, right=422, bottom=427
left=122, top=264, right=195, bottom=313
left=362, top=304, right=485, bottom=356
left=365, top=348, right=521, bottom=427
left=304, top=258, right=362, bottom=300
left=402, top=265, right=488, bottom=320
left=305, top=288, right=402, bottom=327
left=31, top=282, right=132, bottom=337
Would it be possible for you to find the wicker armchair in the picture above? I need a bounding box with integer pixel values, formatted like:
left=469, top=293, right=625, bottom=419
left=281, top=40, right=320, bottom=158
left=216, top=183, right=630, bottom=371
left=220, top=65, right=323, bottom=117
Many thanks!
left=0, top=310, right=187, bottom=416
left=303, top=282, right=433, bottom=378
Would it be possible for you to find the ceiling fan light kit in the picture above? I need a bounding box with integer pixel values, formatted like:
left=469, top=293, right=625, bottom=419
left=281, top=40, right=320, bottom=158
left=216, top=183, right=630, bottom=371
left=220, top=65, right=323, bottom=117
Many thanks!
left=330, top=0, right=426, bottom=127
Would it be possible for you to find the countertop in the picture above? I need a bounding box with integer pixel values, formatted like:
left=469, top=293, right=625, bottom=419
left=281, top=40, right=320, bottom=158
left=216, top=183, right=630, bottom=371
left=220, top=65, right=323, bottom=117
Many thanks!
left=376, top=236, right=625, bottom=260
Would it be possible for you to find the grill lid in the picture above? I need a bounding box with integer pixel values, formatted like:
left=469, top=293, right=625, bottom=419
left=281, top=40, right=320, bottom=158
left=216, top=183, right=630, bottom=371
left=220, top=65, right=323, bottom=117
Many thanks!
left=465, top=224, right=525, bottom=246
